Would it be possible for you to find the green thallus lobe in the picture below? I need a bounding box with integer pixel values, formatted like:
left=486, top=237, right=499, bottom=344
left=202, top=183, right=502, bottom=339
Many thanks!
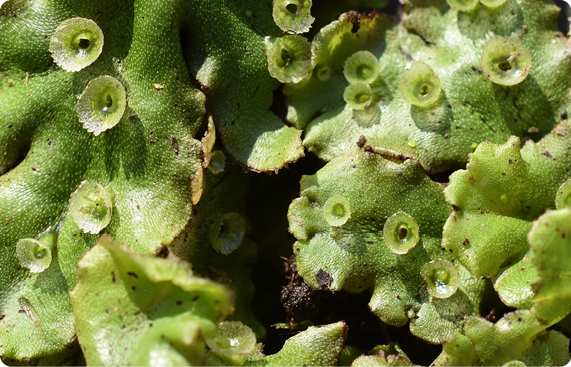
left=48, top=17, right=104, bottom=72
left=481, top=36, right=532, bottom=86
left=75, top=75, right=127, bottom=135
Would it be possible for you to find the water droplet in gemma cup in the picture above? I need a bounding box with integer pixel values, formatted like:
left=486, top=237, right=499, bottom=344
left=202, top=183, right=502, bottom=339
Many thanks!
left=209, top=213, right=246, bottom=255
left=323, top=194, right=351, bottom=227
left=16, top=236, right=54, bottom=273
left=383, top=211, right=420, bottom=254
left=206, top=321, right=257, bottom=357
left=49, top=17, right=104, bottom=72
left=68, top=181, right=113, bottom=234
left=75, top=75, right=127, bottom=136
left=420, top=259, right=460, bottom=299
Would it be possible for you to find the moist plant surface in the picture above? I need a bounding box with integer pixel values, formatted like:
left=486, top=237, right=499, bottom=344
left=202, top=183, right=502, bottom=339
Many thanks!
left=1, top=0, right=571, bottom=366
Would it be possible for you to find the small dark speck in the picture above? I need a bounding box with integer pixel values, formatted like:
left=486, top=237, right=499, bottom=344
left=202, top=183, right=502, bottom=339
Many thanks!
left=111, top=271, right=116, bottom=283
left=398, top=172, right=403, bottom=178
left=176, top=301, right=183, bottom=306
left=192, top=296, right=200, bottom=302
left=127, top=272, right=139, bottom=278
left=171, top=138, right=179, bottom=156
left=0, top=315, right=5, bottom=320
left=366, top=241, right=374, bottom=244
left=131, top=286, right=136, bottom=291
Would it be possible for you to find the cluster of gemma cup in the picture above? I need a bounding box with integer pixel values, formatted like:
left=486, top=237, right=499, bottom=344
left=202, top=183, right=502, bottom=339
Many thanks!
left=267, top=26, right=534, bottom=303
left=49, top=17, right=127, bottom=136
left=15, top=17, right=123, bottom=274
left=343, top=51, right=382, bottom=109
left=398, top=35, right=531, bottom=110
left=321, top=191, right=460, bottom=299
left=266, top=0, right=315, bottom=83
left=310, top=32, right=534, bottom=301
